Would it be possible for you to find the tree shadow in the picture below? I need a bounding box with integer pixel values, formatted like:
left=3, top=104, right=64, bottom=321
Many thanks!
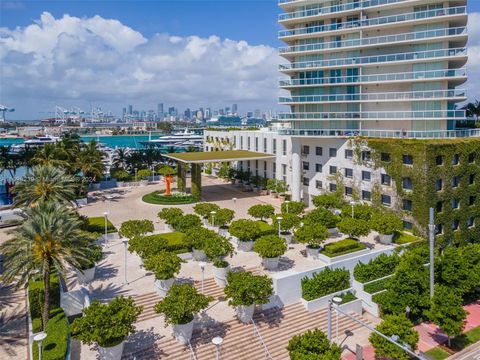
left=91, top=282, right=129, bottom=302
left=276, top=257, right=295, bottom=271
left=121, top=327, right=166, bottom=359
left=94, top=262, right=119, bottom=281
left=0, top=309, right=27, bottom=357
left=190, top=312, right=232, bottom=347
left=252, top=306, right=285, bottom=328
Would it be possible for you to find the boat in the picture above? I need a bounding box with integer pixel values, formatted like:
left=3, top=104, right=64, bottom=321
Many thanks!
left=23, top=135, right=60, bottom=146
left=140, top=128, right=203, bottom=148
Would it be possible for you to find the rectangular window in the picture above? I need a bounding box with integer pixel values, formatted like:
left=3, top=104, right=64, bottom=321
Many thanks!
left=329, top=148, right=337, bottom=157
left=247, top=137, right=251, bottom=150
left=345, top=187, right=353, bottom=196
left=282, top=164, right=287, bottom=182
left=316, top=180, right=322, bottom=189
left=452, top=219, right=459, bottom=231
left=404, top=221, right=413, bottom=230
left=452, top=154, right=460, bottom=165
left=436, top=155, right=444, bottom=165
left=381, top=174, right=391, bottom=186
left=381, top=152, right=391, bottom=162
left=272, top=162, right=276, bottom=176
left=303, top=177, right=309, bottom=186
left=329, top=166, right=337, bottom=175
left=345, top=168, right=353, bottom=178
left=255, top=137, right=258, bottom=152
left=469, top=196, right=476, bottom=206
left=381, top=194, right=391, bottom=206
left=403, top=199, right=412, bottom=211
left=361, top=151, right=371, bottom=161
left=345, top=149, right=353, bottom=159
left=452, top=176, right=460, bottom=188
left=302, top=145, right=310, bottom=155
left=329, top=183, right=337, bottom=192
left=303, top=161, right=310, bottom=171
left=402, top=177, right=413, bottom=190
left=362, top=190, right=371, bottom=201
left=435, top=179, right=443, bottom=191
left=362, top=171, right=371, bottom=182
left=435, top=224, right=443, bottom=235
left=273, top=139, right=277, bottom=154
left=240, top=137, right=244, bottom=149
left=315, top=163, right=322, bottom=173
left=263, top=138, right=267, bottom=153
left=467, top=217, right=475, bottom=227
left=436, top=201, right=443, bottom=213
left=316, top=146, right=323, bottom=156
left=403, top=155, right=413, bottom=165
left=451, top=199, right=459, bottom=209
left=469, top=153, right=476, bottom=164
left=282, top=139, right=287, bottom=156
left=469, top=174, right=475, bottom=185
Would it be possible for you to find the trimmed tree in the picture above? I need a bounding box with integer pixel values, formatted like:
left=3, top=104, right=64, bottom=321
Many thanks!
left=185, top=227, right=217, bottom=251
left=212, top=208, right=235, bottom=228
left=173, top=214, right=202, bottom=232
left=369, top=314, right=419, bottom=360
left=312, top=193, right=342, bottom=209
left=229, top=219, right=262, bottom=242
left=253, top=235, right=287, bottom=258
left=158, top=208, right=184, bottom=225
left=224, top=271, right=273, bottom=307
left=203, top=234, right=235, bottom=267
left=287, top=329, right=341, bottom=360
left=294, top=223, right=329, bottom=249
left=193, top=202, right=221, bottom=219
left=248, top=204, right=275, bottom=222
left=341, top=203, right=373, bottom=221
left=119, top=219, right=154, bottom=240
left=303, top=207, right=340, bottom=229
left=143, top=252, right=184, bottom=280
left=337, top=217, right=370, bottom=239
left=271, top=213, right=301, bottom=234
left=137, top=169, right=152, bottom=180
left=281, top=201, right=305, bottom=215
left=371, top=212, right=403, bottom=235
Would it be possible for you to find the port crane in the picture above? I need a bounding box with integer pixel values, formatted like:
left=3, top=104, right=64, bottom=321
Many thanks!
left=0, top=105, right=15, bottom=122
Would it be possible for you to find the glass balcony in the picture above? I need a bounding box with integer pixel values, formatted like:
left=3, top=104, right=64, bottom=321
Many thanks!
left=278, top=110, right=466, bottom=120
left=278, top=6, right=466, bottom=38
left=279, top=68, right=467, bottom=87
left=279, top=48, right=467, bottom=71
left=279, top=27, right=466, bottom=54
left=279, top=89, right=466, bottom=103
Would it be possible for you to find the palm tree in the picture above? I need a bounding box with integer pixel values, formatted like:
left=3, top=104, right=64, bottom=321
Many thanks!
left=0, top=202, right=90, bottom=329
left=75, top=141, right=105, bottom=186
left=33, top=143, right=68, bottom=168
left=13, top=165, right=77, bottom=208
left=462, top=100, right=480, bottom=120
left=185, top=145, right=199, bottom=153
left=112, top=148, right=130, bottom=169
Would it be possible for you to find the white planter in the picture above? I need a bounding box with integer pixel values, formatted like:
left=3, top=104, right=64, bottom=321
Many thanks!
left=301, top=288, right=352, bottom=312
left=306, top=246, right=320, bottom=260
left=379, top=233, right=394, bottom=244
left=154, top=278, right=174, bottom=297
left=164, top=223, right=175, bottom=232
left=98, top=341, right=124, bottom=360
left=116, top=181, right=124, bottom=188
left=213, top=265, right=230, bottom=288
left=328, top=227, right=338, bottom=236
left=172, top=320, right=194, bottom=344
left=281, top=233, right=293, bottom=244
left=237, top=240, right=254, bottom=252
left=317, top=248, right=370, bottom=264
left=218, top=228, right=229, bottom=237
left=75, top=266, right=96, bottom=284
left=236, top=304, right=255, bottom=323
left=192, top=248, right=207, bottom=261
left=262, top=257, right=279, bottom=270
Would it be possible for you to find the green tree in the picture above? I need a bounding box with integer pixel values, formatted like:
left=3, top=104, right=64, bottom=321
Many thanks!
left=203, top=234, right=235, bottom=265
left=253, top=235, right=287, bottom=258
left=0, top=202, right=90, bottom=329
left=294, top=223, right=329, bottom=248
left=303, top=207, right=340, bottom=229
left=337, top=217, right=370, bottom=239
left=229, top=219, right=262, bottom=242
left=119, top=220, right=154, bottom=240
left=212, top=208, right=235, bottom=228
left=426, top=285, right=467, bottom=347
left=33, top=143, right=69, bottom=168
left=193, top=202, right=221, bottom=219
left=248, top=204, right=275, bottom=222
left=158, top=207, right=184, bottom=225
left=312, top=194, right=342, bottom=209
left=341, top=203, right=373, bottom=221
left=281, top=201, right=305, bottom=215
left=369, top=314, right=419, bottom=360
left=287, top=329, right=341, bottom=360
left=224, top=271, right=273, bottom=306
left=143, top=252, right=185, bottom=280
left=271, top=213, right=301, bottom=234
left=371, top=212, right=403, bottom=235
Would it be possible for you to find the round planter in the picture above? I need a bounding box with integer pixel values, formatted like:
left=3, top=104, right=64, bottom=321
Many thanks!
left=192, top=248, right=207, bottom=261
left=116, top=181, right=124, bottom=188
left=218, top=228, right=229, bottom=237
left=75, top=265, right=96, bottom=284
left=236, top=304, right=255, bottom=323
left=281, top=233, right=293, bottom=244
left=212, top=265, right=230, bottom=288
left=262, top=257, right=279, bottom=270
left=272, top=192, right=279, bottom=199
left=154, top=278, right=174, bottom=297
left=379, top=233, right=394, bottom=244
left=98, top=341, right=124, bottom=360
left=172, top=320, right=194, bottom=344
left=306, top=246, right=320, bottom=260
left=237, top=240, right=254, bottom=252
left=328, top=227, right=338, bottom=236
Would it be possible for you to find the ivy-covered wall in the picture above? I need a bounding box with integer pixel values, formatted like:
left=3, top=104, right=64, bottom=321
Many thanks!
left=355, top=138, right=480, bottom=247
left=191, top=163, right=202, bottom=200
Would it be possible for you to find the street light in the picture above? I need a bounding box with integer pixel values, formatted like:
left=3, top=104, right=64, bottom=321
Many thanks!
left=212, top=336, right=223, bottom=360
left=332, top=296, right=342, bottom=342
left=350, top=200, right=356, bottom=218
left=285, top=200, right=290, bottom=213
left=232, top=197, right=237, bottom=204
left=33, top=331, right=47, bottom=360
left=199, top=261, right=207, bottom=294
left=103, top=211, right=109, bottom=248
left=210, top=210, right=217, bottom=227
left=277, top=216, right=283, bottom=237
left=122, top=238, right=129, bottom=285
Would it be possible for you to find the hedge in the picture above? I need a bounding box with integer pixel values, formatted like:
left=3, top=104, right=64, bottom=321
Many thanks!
left=29, top=274, right=61, bottom=327
left=142, top=191, right=197, bottom=205
left=302, top=267, right=350, bottom=301
left=256, top=221, right=276, bottom=237
left=320, top=239, right=367, bottom=258
left=393, top=231, right=421, bottom=244
left=353, top=253, right=400, bottom=283
left=129, top=232, right=189, bottom=258
left=364, top=278, right=391, bottom=294
left=84, top=217, right=116, bottom=234
left=340, top=291, right=357, bottom=304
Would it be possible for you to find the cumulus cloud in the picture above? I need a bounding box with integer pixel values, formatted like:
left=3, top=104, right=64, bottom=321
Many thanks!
left=465, top=12, right=480, bottom=103
left=0, top=12, right=280, bottom=119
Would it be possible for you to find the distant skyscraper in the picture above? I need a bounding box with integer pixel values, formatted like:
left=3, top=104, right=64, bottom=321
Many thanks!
left=225, top=107, right=230, bottom=114
left=122, top=107, right=127, bottom=120
left=232, top=104, right=238, bottom=114
left=219, top=109, right=225, bottom=116
left=247, top=111, right=253, bottom=118
left=205, top=107, right=211, bottom=119
left=157, top=103, right=164, bottom=118
left=184, top=108, right=191, bottom=119
left=128, top=105, right=133, bottom=115
left=254, top=109, right=261, bottom=118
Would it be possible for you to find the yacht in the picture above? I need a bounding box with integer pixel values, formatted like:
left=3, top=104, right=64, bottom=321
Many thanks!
left=140, top=128, right=203, bottom=148
left=23, top=135, right=60, bottom=146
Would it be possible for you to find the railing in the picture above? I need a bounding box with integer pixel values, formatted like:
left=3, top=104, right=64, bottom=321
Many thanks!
left=279, top=6, right=466, bottom=37
left=251, top=319, right=274, bottom=359
left=278, top=110, right=466, bottom=120
left=279, top=0, right=403, bottom=21
left=279, top=47, right=466, bottom=71
left=279, top=68, right=467, bottom=87
left=279, top=27, right=466, bottom=54
left=276, top=128, right=480, bottom=139
left=187, top=339, right=198, bottom=360
left=279, top=89, right=466, bottom=103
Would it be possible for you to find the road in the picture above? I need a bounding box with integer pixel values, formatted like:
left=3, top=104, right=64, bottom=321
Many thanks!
left=448, top=342, right=480, bottom=360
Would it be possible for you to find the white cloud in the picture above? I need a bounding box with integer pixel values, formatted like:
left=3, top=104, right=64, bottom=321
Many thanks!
left=0, top=12, right=280, bottom=119
left=466, top=12, right=480, bottom=103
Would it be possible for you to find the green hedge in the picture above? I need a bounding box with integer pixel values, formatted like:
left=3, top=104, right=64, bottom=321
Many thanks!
left=320, top=239, right=367, bottom=258
left=364, top=278, right=391, bottom=294
left=32, top=308, right=69, bottom=360
left=256, top=221, right=276, bottom=237
left=129, top=232, right=189, bottom=258
left=353, top=253, right=400, bottom=283
left=142, top=191, right=197, bottom=205
left=339, top=291, right=357, bottom=304
left=29, top=274, right=60, bottom=327
left=393, top=231, right=421, bottom=244
left=302, top=267, right=350, bottom=301
left=84, top=217, right=116, bottom=234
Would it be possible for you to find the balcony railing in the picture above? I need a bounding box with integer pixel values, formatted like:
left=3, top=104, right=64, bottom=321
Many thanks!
left=279, top=68, right=467, bottom=87
left=279, top=48, right=467, bottom=71
left=279, top=89, right=466, bottom=103
left=277, top=128, right=480, bottom=139
left=279, top=27, right=466, bottom=54
left=278, top=110, right=466, bottom=120
left=278, top=6, right=466, bottom=38
left=279, top=0, right=403, bottom=21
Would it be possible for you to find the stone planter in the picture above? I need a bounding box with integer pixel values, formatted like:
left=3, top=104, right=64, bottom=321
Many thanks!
left=75, top=266, right=96, bottom=285
left=237, top=240, right=254, bottom=252
left=306, top=246, right=320, bottom=260
left=236, top=304, right=255, bottom=323
left=218, top=227, right=229, bottom=237
left=116, top=181, right=124, bottom=188
left=260, top=189, right=268, bottom=196
left=379, top=233, right=394, bottom=244
left=192, top=248, right=207, bottom=261
left=212, top=265, right=230, bottom=288
left=98, top=341, right=125, bottom=360
left=328, top=227, right=339, bottom=236
left=281, top=232, right=293, bottom=244
left=271, top=192, right=278, bottom=198
left=154, top=278, right=174, bottom=297
left=262, top=257, right=279, bottom=270
left=172, top=320, right=194, bottom=344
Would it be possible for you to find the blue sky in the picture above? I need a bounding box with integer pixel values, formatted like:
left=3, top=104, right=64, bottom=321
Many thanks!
left=1, top=1, right=479, bottom=120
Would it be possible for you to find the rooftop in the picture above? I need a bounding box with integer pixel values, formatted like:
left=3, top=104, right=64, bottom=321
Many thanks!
left=164, top=150, right=275, bottom=163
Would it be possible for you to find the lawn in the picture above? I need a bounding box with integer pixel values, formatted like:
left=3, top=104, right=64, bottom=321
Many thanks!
left=320, top=238, right=367, bottom=257
left=425, top=325, right=480, bottom=359
left=84, top=216, right=117, bottom=233
left=255, top=220, right=276, bottom=236
left=141, top=232, right=190, bottom=254
left=393, top=231, right=421, bottom=244
left=142, top=191, right=197, bottom=205
left=424, top=347, right=449, bottom=360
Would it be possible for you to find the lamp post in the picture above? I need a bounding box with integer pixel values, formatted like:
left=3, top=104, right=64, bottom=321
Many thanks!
left=33, top=331, right=47, bottom=360
left=199, top=261, right=207, bottom=294
left=332, top=296, right=342, bottom=342
left=103, top=211, right=109, bottom=248
left=232, top=197, right=237, bottom=204
left=350, top=200, right=356, bottom=218
left=210, top=210, right=216, bottom=227
left=285, top=200, right=290, bottom=213
left=212, top=336, right=223, bottom=360
left=277, top=216, right=283, bottom=237
left=122, top=238, right=129, bottom=285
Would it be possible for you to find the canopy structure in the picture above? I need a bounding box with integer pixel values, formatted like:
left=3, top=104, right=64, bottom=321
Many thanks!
left=163, top=150, right=275, bottom=199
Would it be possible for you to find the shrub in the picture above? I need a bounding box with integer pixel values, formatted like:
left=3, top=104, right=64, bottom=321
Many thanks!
left=371, top=212, right=403, bottom=235
left=28, top=273, right=61, bottom=327
left=248, top=204, right=275, bottom=221
left=119, top=219, right=154, bottom=239
left=339, top=291, right=357, bottom=304
left=281, top=201, right=305, bottom=215
left=364, top=278, right=390, bottom=294
left=275, top=180, right=289, bottom=194
left=256, top=221, right=276, bottom=237
left=213, top=208, right=235, bottom=227
left=83, top=216, right=116, bottom=233
left=71, top=296, right=142, bottom=348
left=321, top=238, right=366, bottom=257
left=193, top=202, right=221, bottom=218
left=154, top=284, right=212, bottom=325
left=301, top=267, right=350, bottom=301
left=158, top=207, right=184, bottom=225
left=143, top=252, right=184, bottom=280
left=312, top=194, right=342, bottom=209
left=111, top=168, right=131, bottom=181
left=203, top=234, right=235, bottom=262
left=128, top=232, right=189, bottom=258
left=294, top=223, right=329, bottom=248
left=79, top=243, right=103, bottom=270
left=253, top=235, right=287, bottom=258
left=229, top=219, right=262, bottom=242
left=173, top=214, right=202, bottom=232
left=157, top=165, right=175, bottom=176
left=224, top=271, right=273, bottom=306
left=185, top=227, right=217, bottom=250
left=266, top=178, right=277, bottom=191
left=287, top=329, right=341, bottom=360
left=271, top=213, right=301, bottom=234
left=341, top=203, right=373, bottom=221
left=217, top=163, right=232, bottom=179
left=337, top=217, right=370, bottom=239
left=353, top=253, right=400, bottom=283
left=137, top=169, right=152, bottom=180
left=32, top=308, right=69, bottom=360
left=369, top=314, right=419, bottom=360
left=303, top=207, right=340, bottom=229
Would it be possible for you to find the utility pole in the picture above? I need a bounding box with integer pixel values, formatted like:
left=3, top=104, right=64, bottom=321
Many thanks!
left=428, top=207, right=435, bottom=298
